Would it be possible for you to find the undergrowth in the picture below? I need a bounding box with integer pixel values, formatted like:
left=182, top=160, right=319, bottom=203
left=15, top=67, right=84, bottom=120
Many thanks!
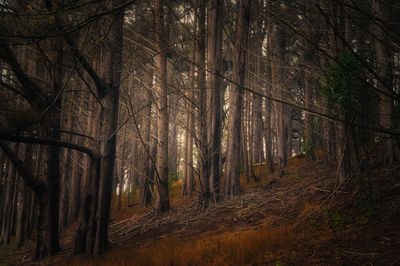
left=63, top=226, right=300, bottom=266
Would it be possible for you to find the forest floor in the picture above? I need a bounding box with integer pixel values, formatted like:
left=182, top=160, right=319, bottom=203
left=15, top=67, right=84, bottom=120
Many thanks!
left=1, top=155, right=400, bottom=265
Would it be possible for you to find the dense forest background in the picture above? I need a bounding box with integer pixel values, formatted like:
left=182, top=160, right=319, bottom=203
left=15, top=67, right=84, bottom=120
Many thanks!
left=0, top=0, right=399, bottom=263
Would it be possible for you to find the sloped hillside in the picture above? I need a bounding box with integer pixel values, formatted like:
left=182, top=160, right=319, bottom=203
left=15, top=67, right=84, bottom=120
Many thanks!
left=1, top=156, right=400, bottom=265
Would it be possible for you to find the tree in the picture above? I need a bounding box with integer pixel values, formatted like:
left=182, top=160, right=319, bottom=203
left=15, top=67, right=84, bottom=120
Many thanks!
left=207, top=0, right=224, bottom=198
left=225, top=0, right=252, bottom=198
left=372, top=0, right=400, bottom=164
left=0, top=32, right=64, bottom=257
left=154, top=0, right=171, bottom=213
left=182, top=24, right=196, bottom=197
left=271, top=25, right=288, bottom=176
left=196, top=0, right=211, bottom=208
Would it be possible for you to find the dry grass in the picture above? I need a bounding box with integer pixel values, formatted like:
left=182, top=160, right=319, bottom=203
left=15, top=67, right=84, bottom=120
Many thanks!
left=109, top=154, right=307, bottom=221
left=110, top=194, right=151, bottom=222
left=62, top=225, right=300, bottom=266
left=59, top=157, right=313, bottom=266
left=4, top=153, right=400, bottom=265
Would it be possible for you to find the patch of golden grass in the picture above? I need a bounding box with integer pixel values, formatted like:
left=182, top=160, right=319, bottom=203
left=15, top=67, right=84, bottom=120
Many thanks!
left=62, top=225, right=300, bottom=266
left=110, top=192, right=150, bottom=222
left=300, top=202, right=321, bottom=218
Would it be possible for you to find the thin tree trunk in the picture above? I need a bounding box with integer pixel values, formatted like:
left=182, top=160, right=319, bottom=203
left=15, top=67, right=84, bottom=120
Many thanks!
left=118, top=124, right=127, bottom=211
left=68, top=91, right=85, bottom=224
left=140, top=90, right=153, bottom=206
left=68, top=151, right=82, bottom=224
left=154, top=0, right=170, bottom=213
left=27, top=146, right=41, bottom=240
left=16, top=144, right=31, bottom=247
left=182, top=98, right=190, bottom=197
left=242, top=97, right=250, bottom=182
left=372, top=0, right=399, bottom=164
left=207, top=0, right=223, bottom=199
left=59, top=90, right=75, bottom=230
left=0, top=152, right=7, bottom=233
left=197, top=0, right=210, bottom=208
left=73, top=92, right=96, bottom=254
left=264, top=29, right=274, bottom=172
left=271, top=27, right=287, bottom=176
left=225, top=0, right=251, bottom=198
left=183, top=26, right=196, bottom=197
left=0, top=143, right=18, bottom=245
left=304, top=70, right=316, bottom=162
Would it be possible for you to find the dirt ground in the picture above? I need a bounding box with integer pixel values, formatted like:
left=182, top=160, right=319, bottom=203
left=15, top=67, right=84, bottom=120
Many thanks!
left=1, top=156, right=400, bottom=265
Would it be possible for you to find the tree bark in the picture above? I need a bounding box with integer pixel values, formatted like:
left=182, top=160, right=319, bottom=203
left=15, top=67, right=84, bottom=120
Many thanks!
left=271, top=27, right=288, bottom=176
left=35, top=36, right=64, bottom=259
left=182, top=26, right=196, bottom=197
left=139, top=68, right=154, bottom=206
left=154, top=0, right=170, bottom=213
left=0, top=143, right=18, bottom=245
left=196, top=0, right=210, bottom=208
left=207, top=0, right=223, bottom=199
left=225, top=0, right=251, bottom=198
left=372, top=0, right=399, bottom=164
left=304, top=70, right=316, bottom=162
left=93, top=4, right=124, bottom=254
left=68, top=91, right=85, bottom=224
left=0, top=152, right=7, bottom=232
left=264, top=29, right=274, bottom=172
left=16, top=144, right=31, bottom=247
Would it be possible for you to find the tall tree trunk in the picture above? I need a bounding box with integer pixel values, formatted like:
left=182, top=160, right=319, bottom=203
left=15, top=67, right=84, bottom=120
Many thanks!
left=196, top=0, right=210, bottom=208
left=264, top=29, right=274, bottom=172
left=252, top=94, right=263, bottom=164
left=118, top=125, right=127, bottom=211
left=16, top=144, right=31, bottom=247
left=27, top=146, right=41, bottom=240
left=0, top=143, right=18, bottom=245
left=36, top=133, right=62, bottom=258
left=35, top=37, right=64, bottom=259
left=139, top=88, right=153, bottom=206
left=271, top=27, right=287, bottom=176
left=251, top=19, right=265, bottom=165
left=242, top=99, right=251, bottom=182
left=74, top=153, right=99, bottom=254
left=225, top=0, right=251, bottom=198
left=68, top=151, right=82, bottom=224
left=154, top=0, right=170, bottom=213
left=182, top=97, right=190, bottom=197
left=73, top=92, right=96, bottom=254
left=207, top=0, right=223, bottom=199
left=169, top=91, right=179, bottom=180
left=182, top=27, right=196, bottom=197
left=68, top=91, right=84, bottom=224
left=372, top=0, right=399, bottom=164
left=59, top=91, right=73, bottom=230
left=304, top=70, right=316, bottom=162
left=0, top=152, right=7, bottom=233
left=72, top=0, right=124, bottom=255
left=327, top=3, right=352, bottom=184
left=319, top=55, right=336, bottom=163
left=93, top=4, right=124, bottom=254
